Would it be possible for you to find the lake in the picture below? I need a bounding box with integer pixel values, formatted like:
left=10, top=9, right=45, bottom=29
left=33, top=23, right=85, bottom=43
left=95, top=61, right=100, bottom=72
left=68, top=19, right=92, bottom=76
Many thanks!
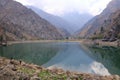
left=0, top=42, right=120, bottom=75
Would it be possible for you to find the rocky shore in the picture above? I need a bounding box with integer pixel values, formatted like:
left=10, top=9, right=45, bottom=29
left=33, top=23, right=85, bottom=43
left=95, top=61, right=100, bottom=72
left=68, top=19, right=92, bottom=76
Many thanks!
left=0, top=57, right=120, bottom=80
left=81, top=39, right=119, bottom=47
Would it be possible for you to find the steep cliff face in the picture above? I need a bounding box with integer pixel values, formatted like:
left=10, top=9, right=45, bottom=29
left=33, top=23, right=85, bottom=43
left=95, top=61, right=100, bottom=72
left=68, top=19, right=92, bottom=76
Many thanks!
left=0, top=0, right=64, bottom=40
left=77, top=0, right=120, bottom=39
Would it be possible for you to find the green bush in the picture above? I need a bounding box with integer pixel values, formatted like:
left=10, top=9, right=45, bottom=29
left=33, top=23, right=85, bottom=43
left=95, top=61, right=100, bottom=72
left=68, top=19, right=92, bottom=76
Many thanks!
left=19, top=67, right=35, bottom=75
left=90, top=34, right=104, bottom=40
left=117, top=33, right=120, bottom=39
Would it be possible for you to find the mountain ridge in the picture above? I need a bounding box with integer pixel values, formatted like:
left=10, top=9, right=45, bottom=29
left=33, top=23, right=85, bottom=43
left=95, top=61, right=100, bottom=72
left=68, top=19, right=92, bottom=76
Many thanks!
left=27, top=6, right=72, bottom=36
left=76, top=0, right=120, bottom=39
left=0, top=0, right=64, bottom=40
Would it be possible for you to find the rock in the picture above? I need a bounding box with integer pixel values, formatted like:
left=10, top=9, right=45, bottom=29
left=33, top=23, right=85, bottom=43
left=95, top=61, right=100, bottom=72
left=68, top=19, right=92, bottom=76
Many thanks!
left=35, top=66, right=43, bottom=70
left=66, top=77, right=70, bottom=80
left=114, top=75, right=120, bottom=80
left=31, top=76, right=41, bottom=80
left=66, top=70, right=71, bottom=76
left=71, top=74, right=79, bottom=79
left=108, top=76, right=114, bottom=79
left=17, top=73, right=30, bottom=80
left=56, top=68, right=64, bottom=74
left=25, top=64, right=34, bottom=69
left=0, top=67, right=18, bottom=80
left=12, top=68, right=17, bottom=71
left=49, top=68, right=58, bottom=74
left=19, top=76, right=30, bottom=80
left=0, top=57, right=120, bottom=80
left=9, top=60, right=19, bottom=65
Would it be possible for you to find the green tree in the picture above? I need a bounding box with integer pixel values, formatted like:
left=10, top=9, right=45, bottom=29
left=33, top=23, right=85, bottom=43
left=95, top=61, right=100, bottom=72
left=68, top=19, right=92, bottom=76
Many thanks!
left=100, top=26, right=104, bottom=33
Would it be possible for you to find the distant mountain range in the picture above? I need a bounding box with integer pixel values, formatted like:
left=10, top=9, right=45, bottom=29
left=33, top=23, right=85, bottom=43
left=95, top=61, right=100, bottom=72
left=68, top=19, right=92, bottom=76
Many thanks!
left=76, top=0, right=120, bottom=41
left=0, top=0, right=64, bottom=40
left=61, top=12, right=93, bottom=32
left=27, top=6, right=72, bottom=36
left=27, top=6, right=93, bottom=34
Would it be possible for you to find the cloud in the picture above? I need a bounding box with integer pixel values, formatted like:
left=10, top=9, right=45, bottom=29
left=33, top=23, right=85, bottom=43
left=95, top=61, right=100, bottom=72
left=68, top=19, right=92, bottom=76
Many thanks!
left=15, top=0, right=112, bottom=16
left=89, top=0, right=112, bottom=15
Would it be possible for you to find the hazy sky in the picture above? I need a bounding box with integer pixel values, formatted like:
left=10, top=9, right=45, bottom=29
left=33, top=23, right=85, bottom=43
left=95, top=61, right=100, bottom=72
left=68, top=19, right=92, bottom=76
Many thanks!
left=15, top=0, right=112, bottom=16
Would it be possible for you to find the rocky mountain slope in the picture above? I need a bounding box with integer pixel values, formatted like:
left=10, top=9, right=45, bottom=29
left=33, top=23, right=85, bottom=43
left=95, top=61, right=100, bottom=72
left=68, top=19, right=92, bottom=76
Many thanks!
left=77, top=0, right=120, bottom=40
left=0, top=0, right=64, bottom=40
left=28, top=6, right=71, bottom=36
left=100, top=10, right=120, bottom=41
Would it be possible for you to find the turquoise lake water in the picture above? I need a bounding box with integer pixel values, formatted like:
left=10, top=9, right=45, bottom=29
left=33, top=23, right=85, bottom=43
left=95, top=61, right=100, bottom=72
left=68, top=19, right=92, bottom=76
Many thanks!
left=0, top=42, right=120, bottom=75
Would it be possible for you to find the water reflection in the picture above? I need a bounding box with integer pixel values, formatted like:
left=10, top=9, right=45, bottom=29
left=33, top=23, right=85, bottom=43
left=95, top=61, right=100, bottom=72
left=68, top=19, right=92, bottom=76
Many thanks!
left=43, top=43, right=110, bottom=75
left=1, top=42, right=118, bottom=75
left=87, top=46, right=120, bottom=75
left=0, top=42, right=60, bottom=65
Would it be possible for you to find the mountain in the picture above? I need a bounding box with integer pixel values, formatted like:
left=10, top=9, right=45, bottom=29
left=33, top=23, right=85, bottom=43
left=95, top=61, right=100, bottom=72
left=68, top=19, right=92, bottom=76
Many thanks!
left=27, top=6, right=72, bottom=36
left=62, top=12, right=93, bottom=32
left=76, top=0, right=120, bottom=39
left=93, top=10, right=120, bottom=41
left=0, top=0, right=64, bottom=41
left=101, top=10, right=120, bottom=41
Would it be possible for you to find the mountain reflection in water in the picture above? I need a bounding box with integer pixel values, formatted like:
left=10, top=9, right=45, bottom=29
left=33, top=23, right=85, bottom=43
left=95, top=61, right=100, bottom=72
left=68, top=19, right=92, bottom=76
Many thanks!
left=87, top=46, right=120, bottom=75
left=43, top=43, right=110, bottom=76
left=1, top=42, right=119, bottom=75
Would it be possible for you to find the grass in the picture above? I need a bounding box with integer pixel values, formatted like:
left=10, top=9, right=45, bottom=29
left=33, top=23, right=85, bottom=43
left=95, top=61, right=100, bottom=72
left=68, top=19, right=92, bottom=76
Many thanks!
left=18, top=66, right=83, bottom=80
left=38, top=70, right=83, bottom=80
left=19, top=67, right=35, bottom=75
left=38, top=70, right=51, bottom=79
left=38, top=70, right=68, bottom=80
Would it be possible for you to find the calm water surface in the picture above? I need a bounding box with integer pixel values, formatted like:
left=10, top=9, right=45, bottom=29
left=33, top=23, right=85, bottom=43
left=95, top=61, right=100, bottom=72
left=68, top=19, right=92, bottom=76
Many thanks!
left=0, top=42, right=120, bottom=75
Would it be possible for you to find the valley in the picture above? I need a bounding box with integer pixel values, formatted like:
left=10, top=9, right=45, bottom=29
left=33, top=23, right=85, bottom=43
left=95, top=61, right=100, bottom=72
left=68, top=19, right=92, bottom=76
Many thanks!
left=0, top=0, right=120, bottom=80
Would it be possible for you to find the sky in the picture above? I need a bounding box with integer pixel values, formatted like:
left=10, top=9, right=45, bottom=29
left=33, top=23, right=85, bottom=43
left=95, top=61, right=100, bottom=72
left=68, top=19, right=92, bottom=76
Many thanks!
left=15, top=0, right=112, bottom=16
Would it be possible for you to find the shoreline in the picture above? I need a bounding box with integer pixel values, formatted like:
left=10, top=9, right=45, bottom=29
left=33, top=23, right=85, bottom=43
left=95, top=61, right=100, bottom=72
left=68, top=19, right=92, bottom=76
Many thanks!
left=7, top=40, right=83, bottom=45
left=81, top=39, right=119, bottom=47
left=7, top=39, right=118, bottom=47
left=0, top=57, right=120, bottom=80
left=0, top=40, right=120, bottom=80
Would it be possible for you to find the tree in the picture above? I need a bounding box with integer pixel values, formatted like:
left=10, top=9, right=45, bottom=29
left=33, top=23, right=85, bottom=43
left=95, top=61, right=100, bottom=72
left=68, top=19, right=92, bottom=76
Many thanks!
left=0, top=36, right=1, bottom=40
left=94, top=32, right=96, bottom=35
left=100, top=26, right=104, bottom=33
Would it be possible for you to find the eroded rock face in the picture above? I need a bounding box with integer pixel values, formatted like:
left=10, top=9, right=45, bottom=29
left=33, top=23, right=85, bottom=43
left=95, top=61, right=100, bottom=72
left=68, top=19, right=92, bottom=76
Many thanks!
left=0, top=0, right=64, bottom=40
